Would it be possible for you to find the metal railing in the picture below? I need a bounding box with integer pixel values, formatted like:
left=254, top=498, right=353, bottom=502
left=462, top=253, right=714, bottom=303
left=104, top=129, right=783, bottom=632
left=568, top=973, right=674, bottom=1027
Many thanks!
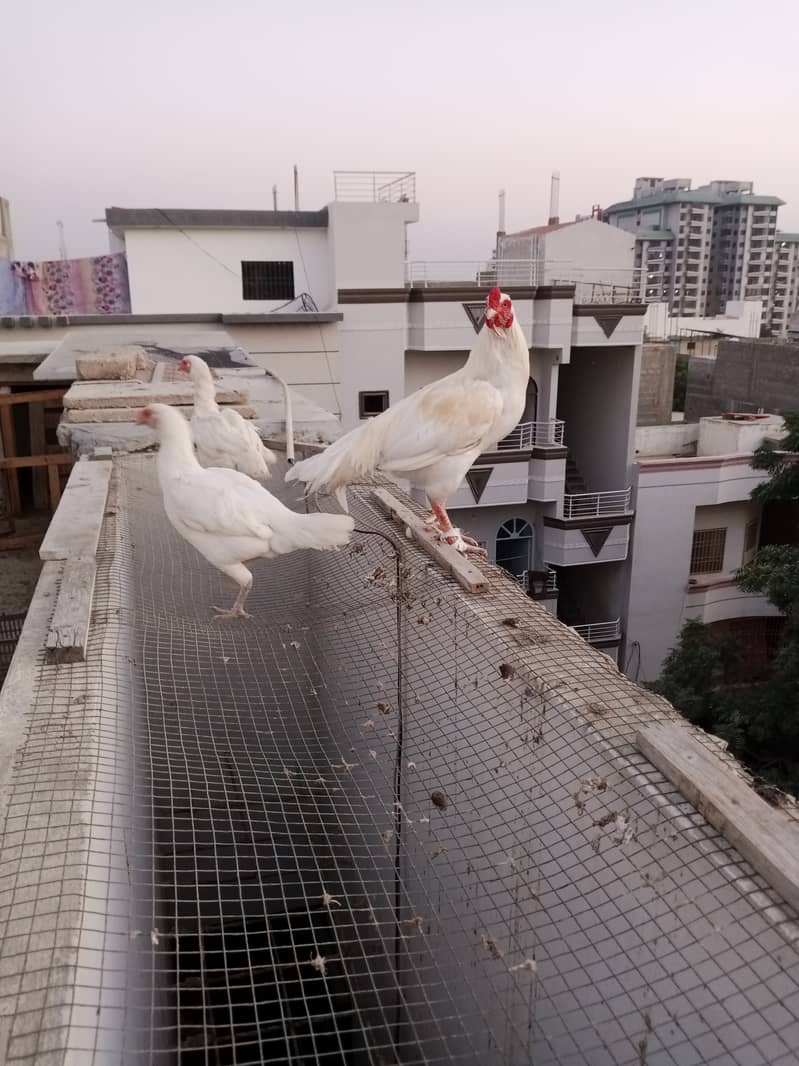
left=571, top=619, right=622, bottom=643
left=405, top=260, right=644, bottom=303
left=520, top=568, right=558, bottom=595
left=496, top=420, right=565, bottom=451
left=333, top=171, right=416, bottom=204
left=406, top=259, right=542, bottom=287
left=563, top=487, right=632, bottom=519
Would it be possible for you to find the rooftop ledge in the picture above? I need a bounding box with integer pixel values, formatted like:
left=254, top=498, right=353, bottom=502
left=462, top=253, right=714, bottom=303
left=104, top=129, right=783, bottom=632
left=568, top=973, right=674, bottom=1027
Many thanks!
left=1, top=311, right=344, bottom=329
left=0, top=443, right=797, bottom=1061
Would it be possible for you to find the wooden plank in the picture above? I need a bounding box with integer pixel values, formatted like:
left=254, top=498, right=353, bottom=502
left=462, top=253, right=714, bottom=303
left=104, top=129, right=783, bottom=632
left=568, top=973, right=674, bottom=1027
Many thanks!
left=0, top=388, right=21, bottom=516
left=47, top=463, right=62, bottom=510
left=45, top=559, right=97, bottom=663
left=0, top=453, right=74, bottom=470
left=0, top=388, right=66, bottom=407
left=370, top=488, right=489, bottom=595
left=637, top=722, right=799, bottom=913
left=39, top=459, right=112, bottom=561
left=29, top=399, right=48, bottom=510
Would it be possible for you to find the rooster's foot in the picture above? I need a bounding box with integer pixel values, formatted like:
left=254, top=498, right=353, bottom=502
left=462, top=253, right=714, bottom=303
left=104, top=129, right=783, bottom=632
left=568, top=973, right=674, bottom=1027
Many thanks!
left=211, top=604, right=253, bottom=621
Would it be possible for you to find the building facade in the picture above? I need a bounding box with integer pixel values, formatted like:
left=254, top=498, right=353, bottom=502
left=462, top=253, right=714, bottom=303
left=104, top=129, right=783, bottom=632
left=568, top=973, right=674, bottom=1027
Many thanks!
left=604, top=178, right=796, bottom=334
left=627, top=414, right=785, bottom=681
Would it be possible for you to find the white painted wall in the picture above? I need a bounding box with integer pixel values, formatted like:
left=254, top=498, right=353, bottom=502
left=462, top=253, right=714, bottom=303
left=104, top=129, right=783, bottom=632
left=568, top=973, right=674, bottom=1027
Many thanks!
left=645, top=299, right=763, bottom=341
left=627, top=456, right=771, bottom=680
left=697, top=415, right=784, bottom=456
left=123, top=227, right=332, bottom=314
left=336, top=301, right=406, bottom=430
left=327, top=202, right=418, bottom=289
left=635, top=423, right=698, bottom=458
left=404, top=350, right=467, bottom=395
left=543, top=220, right=635, bottom=285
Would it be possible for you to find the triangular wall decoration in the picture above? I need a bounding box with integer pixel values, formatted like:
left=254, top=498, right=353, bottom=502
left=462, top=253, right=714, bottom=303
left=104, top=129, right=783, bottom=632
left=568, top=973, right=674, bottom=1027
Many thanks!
left=466, top=468, right=492, bottom=503
left=593, top=313, right=623, bottom=338
left=463, top=303, right=486, bottom=334
left=581, top=526, right=613, bottom=556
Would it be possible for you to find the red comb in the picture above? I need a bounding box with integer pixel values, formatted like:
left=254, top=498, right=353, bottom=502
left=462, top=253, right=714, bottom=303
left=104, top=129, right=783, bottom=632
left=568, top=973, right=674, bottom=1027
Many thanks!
left=487, top=287, right=502, bottom=309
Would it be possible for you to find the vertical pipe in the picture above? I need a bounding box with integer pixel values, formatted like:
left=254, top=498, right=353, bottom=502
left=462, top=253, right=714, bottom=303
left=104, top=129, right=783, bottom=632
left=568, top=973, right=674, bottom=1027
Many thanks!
left=548, top=171, right=560, bottom=226
left=272, top=185, right=278, bottom=210
left=293, top=165, right=299, bottom=211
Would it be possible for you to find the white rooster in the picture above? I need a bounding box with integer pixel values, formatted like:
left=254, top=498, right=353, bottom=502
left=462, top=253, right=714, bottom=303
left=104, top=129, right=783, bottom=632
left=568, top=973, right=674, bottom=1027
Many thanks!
left=178, top=355, right=277, bottom=478
left=137, top=403, right=355, bottom=618
left=286, top=288, right=529, bottom=553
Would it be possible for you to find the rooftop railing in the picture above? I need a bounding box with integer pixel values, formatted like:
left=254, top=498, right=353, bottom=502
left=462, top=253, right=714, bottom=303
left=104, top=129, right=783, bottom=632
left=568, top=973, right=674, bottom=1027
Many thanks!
left=571, top=619, right=622, bottom=643
left=405, top=261, right=644, bottom=303
left=333, top=171, right=416, bottom=204
left=496, top=420, right=565, bottom=451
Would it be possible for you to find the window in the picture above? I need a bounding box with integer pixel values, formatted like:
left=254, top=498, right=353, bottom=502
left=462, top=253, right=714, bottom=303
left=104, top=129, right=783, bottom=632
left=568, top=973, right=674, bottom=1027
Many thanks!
left=495, top=518, right=533, bottom=580
left=690, top=527, right=727, bottom=574
left=358, top=391, right=389, bottom=418
left=241, top=260, right=294, bottom=301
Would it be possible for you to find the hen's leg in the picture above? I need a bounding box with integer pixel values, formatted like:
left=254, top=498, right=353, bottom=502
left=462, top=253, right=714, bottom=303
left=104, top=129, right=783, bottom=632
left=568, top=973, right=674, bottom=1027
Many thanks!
left=212, top=565, right=254, bottom=620
left=429, top=500, right=487, bottom=557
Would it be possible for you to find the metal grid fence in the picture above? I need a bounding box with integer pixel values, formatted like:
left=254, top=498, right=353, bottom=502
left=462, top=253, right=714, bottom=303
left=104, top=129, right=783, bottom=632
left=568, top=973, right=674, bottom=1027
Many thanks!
left=0, top=453, right=798, bottom=1064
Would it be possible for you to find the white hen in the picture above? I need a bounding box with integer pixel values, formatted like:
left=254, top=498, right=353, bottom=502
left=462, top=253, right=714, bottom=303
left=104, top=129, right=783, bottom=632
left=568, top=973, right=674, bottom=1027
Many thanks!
left=286, top=288, right=530, bottom=553
left=137, top=404, right=354, bottom=618
left=178, top=355, right=277, bottom=478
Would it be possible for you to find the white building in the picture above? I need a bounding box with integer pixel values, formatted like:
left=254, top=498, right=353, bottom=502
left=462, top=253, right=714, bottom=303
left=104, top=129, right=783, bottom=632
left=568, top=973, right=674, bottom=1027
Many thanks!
left=604, top=178, right=787, bottom=329
left=627, top=414, right=786, bottom=681
left=497, top=217, right=637, bottom=301
left=2, top=171, right=649, bottom=662
left=771, top=232, right=799, bottom=337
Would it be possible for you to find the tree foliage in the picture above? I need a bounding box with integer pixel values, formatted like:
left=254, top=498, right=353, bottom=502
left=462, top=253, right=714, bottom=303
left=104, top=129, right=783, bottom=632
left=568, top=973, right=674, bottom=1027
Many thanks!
left=652, top=414, right=799, bottom=797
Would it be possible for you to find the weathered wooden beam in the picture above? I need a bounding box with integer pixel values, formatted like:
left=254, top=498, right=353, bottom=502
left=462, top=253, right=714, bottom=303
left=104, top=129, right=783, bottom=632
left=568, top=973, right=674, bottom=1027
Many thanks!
left=28, top=398, right=48, bottom=510
left=370, top=488, right=489, bottom=595
left=0, top=387, right=21, bottom=516
left=45, top=559, right=97, bottom=663
left=0, top=453, right=74, bottom=470
left=637, top=722, right=799, bottom=913
left=39, top=459, right=112, bottom=561
left=0, top=388, right=66, bottom=407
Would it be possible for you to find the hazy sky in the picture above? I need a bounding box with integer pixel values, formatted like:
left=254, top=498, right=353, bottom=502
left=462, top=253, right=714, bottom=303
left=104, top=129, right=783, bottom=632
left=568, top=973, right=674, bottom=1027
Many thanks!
left=3, top=0, right=798, bottom=263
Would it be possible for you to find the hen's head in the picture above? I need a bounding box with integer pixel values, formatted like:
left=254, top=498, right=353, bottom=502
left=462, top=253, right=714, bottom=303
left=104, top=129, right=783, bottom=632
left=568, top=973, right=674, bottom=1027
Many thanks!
left=178, top=355, right=204, bottom=378
left=485, top=288, right=514, bottom=332
left=136, top=403, right=186, bottom=437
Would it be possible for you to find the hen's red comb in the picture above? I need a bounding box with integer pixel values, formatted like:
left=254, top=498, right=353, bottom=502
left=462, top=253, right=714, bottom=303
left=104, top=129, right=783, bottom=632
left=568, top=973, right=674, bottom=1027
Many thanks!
left=487, top=287, right=502, bottom=310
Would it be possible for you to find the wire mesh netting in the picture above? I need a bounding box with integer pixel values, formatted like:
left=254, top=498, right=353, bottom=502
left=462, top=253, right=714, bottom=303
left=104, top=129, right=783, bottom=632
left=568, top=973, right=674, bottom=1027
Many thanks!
left=0, top=612, right=26, bottom=687
left=0, top=452, right=798, bottom=1064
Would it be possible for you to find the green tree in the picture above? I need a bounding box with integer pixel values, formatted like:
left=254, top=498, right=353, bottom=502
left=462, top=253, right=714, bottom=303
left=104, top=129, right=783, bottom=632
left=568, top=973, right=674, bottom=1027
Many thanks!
left=648, top=620, right=737, bottom=733
left=751, top=412, right=799, bottom=505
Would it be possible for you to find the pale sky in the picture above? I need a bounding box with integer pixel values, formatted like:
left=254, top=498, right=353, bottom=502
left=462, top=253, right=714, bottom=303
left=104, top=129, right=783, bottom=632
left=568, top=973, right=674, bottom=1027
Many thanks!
left=3, top=0, right=798, bottom=263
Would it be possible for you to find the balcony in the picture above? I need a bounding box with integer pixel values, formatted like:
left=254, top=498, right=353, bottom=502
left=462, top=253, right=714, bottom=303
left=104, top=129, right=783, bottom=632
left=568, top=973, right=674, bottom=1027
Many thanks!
left=571, top=619, right=622, bottom=645
left=520, top=568, right=558, bottom=599
left=333, top=171, right=416, bottom=203
left=563, top=488, right=632, bottom=519
left=496, top=420, right=565, bottom=451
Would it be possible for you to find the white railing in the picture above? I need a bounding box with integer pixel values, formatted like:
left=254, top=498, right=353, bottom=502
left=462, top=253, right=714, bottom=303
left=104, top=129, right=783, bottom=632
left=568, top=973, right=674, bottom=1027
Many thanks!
left=405, top=260, right=644, bottom=303
left=520, top=569, right=558, bottom=595
left=333, top=171, right=416, bottom=204
left=496, top=420, right=565, bottom=451
left=571, top=619, right=622, bottom=643
left=563, top=488, right=632, bottom=519
left=406, top=259, right=542, bottom=287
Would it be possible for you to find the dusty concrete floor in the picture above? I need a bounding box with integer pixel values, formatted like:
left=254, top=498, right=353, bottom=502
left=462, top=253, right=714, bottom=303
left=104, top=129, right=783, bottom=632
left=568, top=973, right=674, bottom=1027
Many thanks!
left=0, top=516, right=47, bottom=617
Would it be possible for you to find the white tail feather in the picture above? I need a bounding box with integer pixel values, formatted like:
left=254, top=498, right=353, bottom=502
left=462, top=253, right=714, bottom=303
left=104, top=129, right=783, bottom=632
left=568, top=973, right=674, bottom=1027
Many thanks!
left=286, top=418, right=387, bottom=500
left=269, top=510, right=355, bottom=555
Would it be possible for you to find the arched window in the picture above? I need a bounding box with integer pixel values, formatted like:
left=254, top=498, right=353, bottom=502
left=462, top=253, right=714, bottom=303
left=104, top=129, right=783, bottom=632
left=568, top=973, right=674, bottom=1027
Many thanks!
left=495, top=518, right=533, bottom=579
left=522, top=378, right=538, bottom=423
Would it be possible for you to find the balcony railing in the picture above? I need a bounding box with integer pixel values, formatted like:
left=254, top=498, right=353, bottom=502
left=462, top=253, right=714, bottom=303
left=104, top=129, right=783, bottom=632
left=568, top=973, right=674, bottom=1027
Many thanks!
left=571, top=619, right=622, bottom=643
left=496, top=419, right=565, bottom=451
left=520, top=568, right=558, bottom=595
left=405, top=260, right=644, bottom=304
left=334, top=171, right=416, bottom=203
left=563, top=488, right=632, bottom=519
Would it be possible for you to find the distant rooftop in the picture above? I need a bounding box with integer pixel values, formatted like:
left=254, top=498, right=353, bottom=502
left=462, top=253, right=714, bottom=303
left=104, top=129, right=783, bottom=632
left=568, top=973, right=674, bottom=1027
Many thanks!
left=607, top=187, right=785, bottom=214
left=105, top=206, right=329, bottom=233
